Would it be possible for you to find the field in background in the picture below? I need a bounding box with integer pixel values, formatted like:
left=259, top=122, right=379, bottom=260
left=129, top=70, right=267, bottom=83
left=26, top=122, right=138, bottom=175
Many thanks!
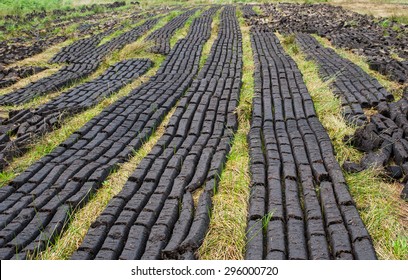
left=0, top=0, right=73, bottom=16
left=1, top=0, right=408, bottom=18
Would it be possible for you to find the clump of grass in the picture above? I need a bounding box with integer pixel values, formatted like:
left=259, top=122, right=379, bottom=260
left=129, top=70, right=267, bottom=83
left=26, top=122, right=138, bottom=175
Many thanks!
left=280, top=33, right=408, bottom=260
left=389, top=14, right=408, bottom=25
left=380, top=18, right=391, bottom=28
left=252, top=5, right=262, bottom=16
left=282, top=34, right=299, bottom=55
left=199, top=9, right=221, bottom=70
left=198, top=10, right=252, bottom=260
left=346, top=170, right=408, bottom=260
left=0, top=1, right=135, bottom=41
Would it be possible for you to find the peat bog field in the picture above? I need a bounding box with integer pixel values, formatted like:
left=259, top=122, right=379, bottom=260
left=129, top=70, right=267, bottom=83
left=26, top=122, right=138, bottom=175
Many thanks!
left=0, top=0, right=406, bottom=260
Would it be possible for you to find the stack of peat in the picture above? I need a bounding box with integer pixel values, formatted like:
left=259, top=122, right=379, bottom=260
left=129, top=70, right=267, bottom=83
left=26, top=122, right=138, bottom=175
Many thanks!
left=345, top=87, right=408, bottom=201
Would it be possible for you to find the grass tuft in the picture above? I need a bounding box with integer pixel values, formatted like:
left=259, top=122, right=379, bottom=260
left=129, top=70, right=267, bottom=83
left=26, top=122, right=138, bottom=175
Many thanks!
left=198, top=8, right=221, bottom=70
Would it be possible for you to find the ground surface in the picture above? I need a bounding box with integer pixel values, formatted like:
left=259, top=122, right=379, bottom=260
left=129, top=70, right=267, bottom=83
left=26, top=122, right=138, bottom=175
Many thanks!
left=0, top=0, right=406, bottom=260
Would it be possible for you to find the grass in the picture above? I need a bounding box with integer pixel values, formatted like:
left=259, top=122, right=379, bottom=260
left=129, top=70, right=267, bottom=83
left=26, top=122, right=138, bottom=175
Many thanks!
left=198, top=8, right=252, bottom=260
left=0, top=1, right=136, bottom=41
left=388, top=14, right=408, bottom=24
left=0, top=0, right=134, bottom=18
left=331, top=0, right=408, bottom=23
left=346, top=171, right=408, bottom=259
left=72, top=0, right=139, bottom=5
left=252, top=5, right=263, bottom=15
left=279, top=32, right=408, bottom=260
left=199, top=8, right=221, bottom=69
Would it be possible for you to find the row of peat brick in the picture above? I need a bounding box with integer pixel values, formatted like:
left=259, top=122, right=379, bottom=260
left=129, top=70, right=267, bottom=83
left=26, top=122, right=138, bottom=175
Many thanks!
left=245, top=26, right=377, bottom=260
